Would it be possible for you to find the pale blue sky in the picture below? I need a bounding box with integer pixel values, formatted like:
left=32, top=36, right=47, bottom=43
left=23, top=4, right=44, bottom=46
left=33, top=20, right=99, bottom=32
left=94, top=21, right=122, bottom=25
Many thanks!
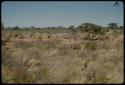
left=2, top=1, right=124, bottom=28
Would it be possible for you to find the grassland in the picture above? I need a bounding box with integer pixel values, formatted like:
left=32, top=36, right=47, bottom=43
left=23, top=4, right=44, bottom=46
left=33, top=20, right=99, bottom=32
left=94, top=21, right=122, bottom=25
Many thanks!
left=1, top=28, right=124, bottom=84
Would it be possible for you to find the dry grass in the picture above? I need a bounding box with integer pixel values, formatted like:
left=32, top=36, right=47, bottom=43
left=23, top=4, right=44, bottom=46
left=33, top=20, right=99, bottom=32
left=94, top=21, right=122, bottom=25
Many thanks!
left=1, top=29, right=124, bottom=84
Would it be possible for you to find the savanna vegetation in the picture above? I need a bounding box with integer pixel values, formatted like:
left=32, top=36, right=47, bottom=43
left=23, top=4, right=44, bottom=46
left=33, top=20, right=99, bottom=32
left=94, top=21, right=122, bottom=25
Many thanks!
left=1, top=22, right=124, bottom=84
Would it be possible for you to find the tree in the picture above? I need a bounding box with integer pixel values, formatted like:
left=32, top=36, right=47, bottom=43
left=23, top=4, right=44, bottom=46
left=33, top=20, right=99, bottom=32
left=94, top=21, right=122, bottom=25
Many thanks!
left=1, top=22, right=4, bottom=29
left=119, top=26, right=123, bottom=29
left=57, top=26, right=65, bottom=29
left=77, top=25, right=83, bottom=28
left=81, top=23, right=95, bottom=29
left=68, top=25, right=77, bottom=33
left=108, top=23, right=118, bottom=29
left=68, top=25, right=75, bottom=29
left=12, top=26, right=20, bottom=30
left=78, top=22, right=101, bottom=33
left=31, top=26, right=35, bottom=29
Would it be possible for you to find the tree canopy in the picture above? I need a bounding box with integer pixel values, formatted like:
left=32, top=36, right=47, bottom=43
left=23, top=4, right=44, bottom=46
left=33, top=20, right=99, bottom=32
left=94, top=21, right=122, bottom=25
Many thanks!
left=108, top=23, right=118, bottom=29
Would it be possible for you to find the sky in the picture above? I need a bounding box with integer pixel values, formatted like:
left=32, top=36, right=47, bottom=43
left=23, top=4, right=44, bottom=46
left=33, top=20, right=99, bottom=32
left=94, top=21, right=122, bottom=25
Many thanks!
left=2, top=1, right=124, bottom=28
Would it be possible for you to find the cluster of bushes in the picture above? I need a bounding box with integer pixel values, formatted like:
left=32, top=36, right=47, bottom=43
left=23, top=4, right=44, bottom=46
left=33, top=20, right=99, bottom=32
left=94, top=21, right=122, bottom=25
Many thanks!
left=2, top=22, right=123, bottom=32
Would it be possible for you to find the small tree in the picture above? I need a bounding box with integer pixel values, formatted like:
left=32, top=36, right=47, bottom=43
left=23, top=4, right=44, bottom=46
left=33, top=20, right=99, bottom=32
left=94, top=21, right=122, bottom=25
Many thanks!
left=68, top=25, right=75, bottom=31
left=78, top=22, right=101, bottom=33
left=68, top=25, right=77, bottom=33
left=69, top=25, right=75, bottom=29
left=30, top=26, right=36, bottom=29
left=119, top=26, right=123, bottom=29
left=77, top=25, right=83, bottom=28
left=81, top=23, right=95, bottom=29
left=1, top=22, right=4, bottom=29
left=12, top=26, right=20, bottom=30
left=108, top=23, right=118, bottom=29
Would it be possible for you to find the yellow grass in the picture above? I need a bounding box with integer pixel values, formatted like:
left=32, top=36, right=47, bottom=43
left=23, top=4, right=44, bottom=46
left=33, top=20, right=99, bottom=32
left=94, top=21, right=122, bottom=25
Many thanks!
left=2, top=29, right=124, bottom=84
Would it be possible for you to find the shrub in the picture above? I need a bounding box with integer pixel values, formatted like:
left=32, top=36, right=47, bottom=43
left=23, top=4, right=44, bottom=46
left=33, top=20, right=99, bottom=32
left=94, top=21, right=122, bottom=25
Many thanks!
left=77, top=23, right=102, bottom=34
left=12, top=26, right=20, bottom=30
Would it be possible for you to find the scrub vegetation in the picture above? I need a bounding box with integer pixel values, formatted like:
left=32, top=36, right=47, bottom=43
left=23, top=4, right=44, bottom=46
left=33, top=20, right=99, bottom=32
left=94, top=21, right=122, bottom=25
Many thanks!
left=1, top=22, right=124, bottom=84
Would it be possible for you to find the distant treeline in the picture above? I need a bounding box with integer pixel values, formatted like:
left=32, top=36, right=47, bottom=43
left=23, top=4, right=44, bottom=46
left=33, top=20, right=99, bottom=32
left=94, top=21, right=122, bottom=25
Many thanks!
left=2, top=22, right=123, bottom=33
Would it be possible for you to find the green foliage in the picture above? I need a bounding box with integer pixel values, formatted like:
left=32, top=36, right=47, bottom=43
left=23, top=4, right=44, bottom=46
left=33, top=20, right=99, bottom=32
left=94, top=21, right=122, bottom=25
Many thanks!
left=77, top=23, right=102, bottom=33
left=68, top=25, right=75, bottom=29
left=108, top=23, right=118, bottom=29
left=1, top=22, right=5, bottom=29
left=68, top=25, right=78, bottom=33
left=12, top=26, right=20, bottom=30
left=119, top=26, right=123, bottom=29
left=3, top=22, right=121, bottom=33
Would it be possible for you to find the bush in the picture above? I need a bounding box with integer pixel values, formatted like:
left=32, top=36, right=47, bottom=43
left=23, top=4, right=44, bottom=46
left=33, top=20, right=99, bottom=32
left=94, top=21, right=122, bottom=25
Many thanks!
left=12, top=26, right=20, bottom=30
left=77, top=23, right=102, bottom=34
